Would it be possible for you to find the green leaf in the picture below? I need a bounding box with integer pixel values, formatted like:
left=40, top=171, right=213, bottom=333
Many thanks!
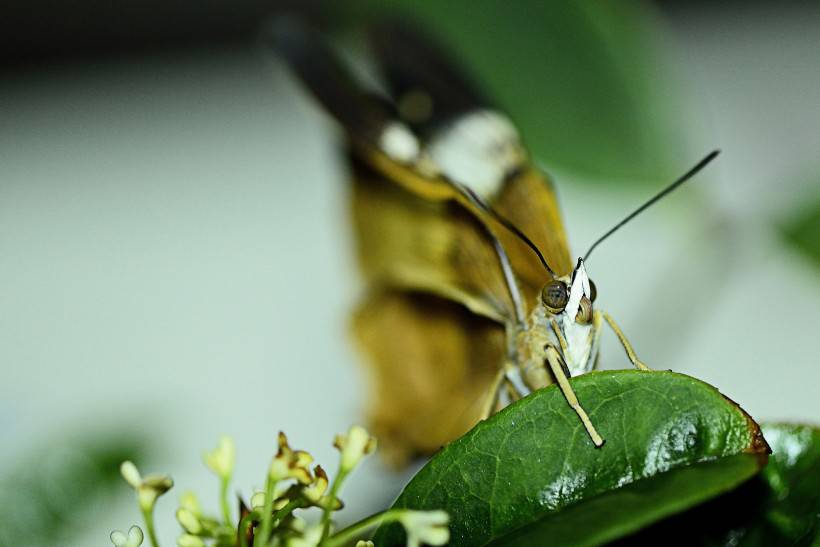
left=345, top=0, right=684, bottom=183
left=373, top=370, right=768, bottom=546
left=780, top=194, right=820, bottom=270
left=0, top=431, right=150, bottom=547
left=619, top=423, right=820, bottom=546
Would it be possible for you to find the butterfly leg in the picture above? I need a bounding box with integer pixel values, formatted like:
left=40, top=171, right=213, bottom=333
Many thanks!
left=480, top=363, right=525, bottom=419
left=544, top=345, right=605, bottom=448
left=601, top=311, right=651, bottom=371
left=479, top=368, right=507, bottom=419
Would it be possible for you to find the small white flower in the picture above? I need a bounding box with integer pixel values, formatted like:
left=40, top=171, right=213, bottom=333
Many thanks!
left=176, top=533, right=205, bottom=547
left=110, top=525, right=144, bottom=547
left=120, top=461, right=142, bottom=488
left=398, top=510, right=450, bottom=547
left=268, top=432, right=313, bottom=484
left=120, top=461, right=174, bottom=512
left=355, top=541, right=374, bottom=547
left=178, top=491, right=202, bottom=516
left=203, top=435, right=236, bottom=480
left=302, top=465, right=329, bottom=504
left=250, top=490, right=267, bottom=510
left=176, top=507, right=202, bottom=534
left=333, top=426, right=377, bottom=472
left=301, top=465, right=342, bottom=510
left=249, top=486, right=290, bottom=513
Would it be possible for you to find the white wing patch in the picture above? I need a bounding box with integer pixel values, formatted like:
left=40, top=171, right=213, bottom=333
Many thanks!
left=427, top=110, right=523, bottom=199
left=379, top=122, right=420, bottom=163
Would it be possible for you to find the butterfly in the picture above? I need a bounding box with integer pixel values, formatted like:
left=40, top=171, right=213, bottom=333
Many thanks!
left=271, top=17, right=718, bottom=465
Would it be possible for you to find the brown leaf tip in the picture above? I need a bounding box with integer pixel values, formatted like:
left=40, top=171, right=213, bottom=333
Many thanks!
left=721, top=393, right=771, bottom=462
left=748, top=425, right=772, bottom=456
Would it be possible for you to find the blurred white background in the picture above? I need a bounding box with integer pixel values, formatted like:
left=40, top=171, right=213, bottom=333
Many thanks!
left=1, top=4, right=819, bottom=545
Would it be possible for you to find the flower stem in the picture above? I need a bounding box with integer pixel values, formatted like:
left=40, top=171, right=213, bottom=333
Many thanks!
left=219, top=475, right=232, bottom=527
left=253, top=478, right=276, bottom=547
left=238, top=510, right=258, bottom=547
left=271, top=498, right=302, bottom=528
left=319, top=467, right=349, bottom=542
left=140, top=506, right=161, bottom=547
left=322, top=509, right=405, bottom=547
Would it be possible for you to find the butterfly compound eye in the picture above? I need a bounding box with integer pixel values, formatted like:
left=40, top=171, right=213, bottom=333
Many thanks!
left=541, top=281, right=569, bottom=313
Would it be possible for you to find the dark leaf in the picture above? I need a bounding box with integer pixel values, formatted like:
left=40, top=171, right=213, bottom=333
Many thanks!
left=344, top=0, right=685, bottom=183
left=781, top=195, right=820, bottom=271
left=620, top=423, right=820, bottom=546
left=0, top=431, right=150, bottom=547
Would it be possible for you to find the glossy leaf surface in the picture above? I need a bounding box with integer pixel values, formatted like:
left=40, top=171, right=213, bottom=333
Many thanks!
left=373, top=371, right=768, bottom=546
left=621, top=423, right=820, bottom=546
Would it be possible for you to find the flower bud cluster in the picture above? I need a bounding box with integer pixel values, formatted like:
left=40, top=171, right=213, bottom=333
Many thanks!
left=120, top=461, right=173, bottom=514
left=110, top=426, right=449, bottom=547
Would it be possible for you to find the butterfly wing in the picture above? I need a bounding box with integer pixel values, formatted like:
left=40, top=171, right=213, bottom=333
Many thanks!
left=351, top=154, right=518, bottom=322
left=352, top=288, right=505, bottom=467
left=367, top=19, right=491, bottom=133
left=272, top=18, right=573, bottom=308
left=368, top=19, right=574, bottom=284
left=273, top=18, right=523, bottom=320
left=273, top=19, right=573, bottom=462
left=271, top=17, right=396, bottom=149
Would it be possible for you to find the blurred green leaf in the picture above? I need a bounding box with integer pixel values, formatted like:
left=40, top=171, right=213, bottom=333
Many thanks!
left=0, top=432, right=150, bottom=547
left=781, top=195, right=820, bottom=270
left=373, top=371, right=768, bottom=546
left=346, top=0, right=685, bottom=183
left=618, top=423, right=820, bottom=546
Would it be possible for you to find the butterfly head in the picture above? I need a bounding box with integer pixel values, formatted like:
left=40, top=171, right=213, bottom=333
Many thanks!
left=540, top=258, right=596, bottom=326
left=536, top=258, right=598, bottom=376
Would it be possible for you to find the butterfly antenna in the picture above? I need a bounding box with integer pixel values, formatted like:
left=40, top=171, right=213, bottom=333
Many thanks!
left=583, top=150, right=720, bottom=261
left=456, top=183, right=556, bottom=276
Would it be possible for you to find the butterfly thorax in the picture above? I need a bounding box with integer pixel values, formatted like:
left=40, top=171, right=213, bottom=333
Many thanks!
left=512, top=262, right=602, bottom=393
left=513, top=306, right=559, bottom=391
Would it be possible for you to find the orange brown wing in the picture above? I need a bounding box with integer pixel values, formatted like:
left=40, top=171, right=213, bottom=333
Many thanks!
left=352, top=288, right=505, bottom=467
left=273, top=18, right=573, bottom=314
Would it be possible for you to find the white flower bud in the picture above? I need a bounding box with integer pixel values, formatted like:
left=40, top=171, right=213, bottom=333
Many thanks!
left=176, top=508, right=202, bottom=534
left=268, top=457, right=291, bottom=482
left=268, top=432, right=313, bottom=484
left=120, top=460, right=173, bottom=512
left=333, top=426, right=376, bottom=472
left=110, top=525, right=144, bottom=547
left=302, top=466, right=329, bottom=504
left=179, top=491, right=202, bottom=516
left=398, top=510, right=450, bottom=547
left=203, top=435, right=235, bottom=480
left=136, top=473, right=174, bottom=512
left=120, top=461, right=142, bottom=488
left=250, top=490, right=266, bottom=510
left=176, top=533, right=205, bottom=547
left=110, top=531, right=127, bottom=547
